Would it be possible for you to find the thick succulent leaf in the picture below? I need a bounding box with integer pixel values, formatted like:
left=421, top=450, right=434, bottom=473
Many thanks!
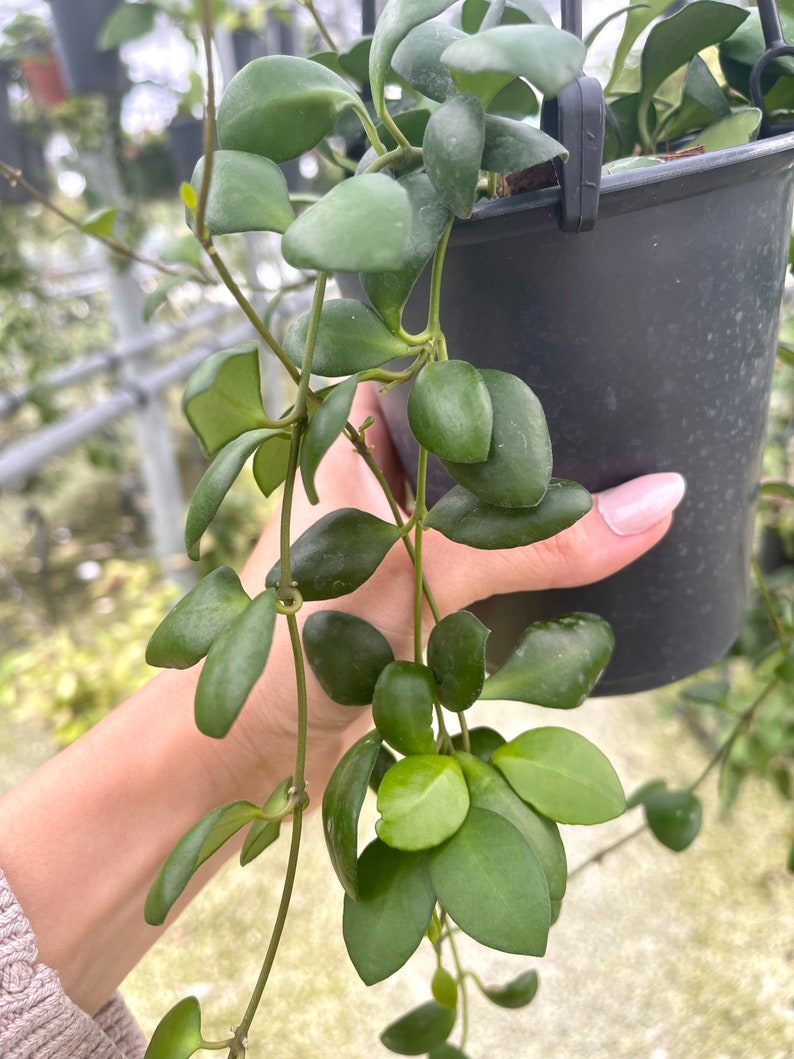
left=217, top=55, right=363, bottom=163
left=409, top=361, right=492, bottom=462
left=145, top=801, right=263, bottom=925
left=427, top=611, right=489, bottom=712
left=423, top=94, right=485, bottom=219
left=323, top=730, right=383, bottom=898
left=252, top=434, right=292, bottom=498
left=461, top=0, right=552, bottom=32
left=693, top=108, right=761, bottom=151
left=481, top=970, right=539, bottom=1009
left=481, top=613, right=614, bottom=707
left=441, top=369, right=551, bottom=509
left=300, top=376, right=357, bottom=505
left=376, top=754, right=469, bottom=851
left=343, top=838, right=435, bottom=985
left=186, top=429, right=279, bottom=560
left=482, top=115, right=567, bottom=175
left=427, top=1045, right=471, bottom=1059
left=432, top=967, right=458, bottom=1009
left=380, top=1001, right=457, bottom=1056
left=643, top=787, right=703, bottom=851
left=338, top=36, right=372, bottom=82
left=361, top=172, right=452, bottom=331
left=189, top=152, right=294, bottom=236
left=492, top=726, right=627, bottom=824
left=661, top=55, right=731, bottom=144
left=265, top=509, right=401, bottom=601
left=392, top=21, right=464, bottom=102
left=451, top=726, right=506, bottom=761
left=182, top=342, right=267, bottom=457
left=487, top=76, right=539, bottom=119
left=425, top=479, right=591, bottom=549
left=304, top=611, right=394, bottom=706
left=282, top=175, right=411, bottom=273
left=456, top=751, right=566, bottom=900
left=430, top=807, right=550, bottom=955
left=605, top=0, right=673, bottom=92
left=146, top=567, right=250, bottom=670
left=240, top=775, right=293, bottom=866
left=283, top=298, right=410, bottom=376
left=442, top=25, right=586, bottom=99
left=373, top=661, right=437, bottom=756
left=142, top=996, right=204, bottom=1059
left=369, top=0, right=459, bottom=112
left=194, top=589, right=277, bottom=738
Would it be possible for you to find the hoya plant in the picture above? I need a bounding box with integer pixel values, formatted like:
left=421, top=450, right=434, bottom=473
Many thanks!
left=136, top=0, right=786, bottom=1056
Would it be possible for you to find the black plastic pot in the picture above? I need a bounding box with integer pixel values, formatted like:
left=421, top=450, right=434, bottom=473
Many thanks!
left=48, top=0, right=125, bottom=95
left=167, top=116, right=205, bottom=185
left=370, top=134, right=794, bottom=694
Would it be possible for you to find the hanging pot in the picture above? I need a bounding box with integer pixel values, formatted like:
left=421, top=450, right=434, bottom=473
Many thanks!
left=48, top=0, right=125, bottom=95
left=19, top=49, right=68, bottom=109
left=167, top=115, right=206, bottom=185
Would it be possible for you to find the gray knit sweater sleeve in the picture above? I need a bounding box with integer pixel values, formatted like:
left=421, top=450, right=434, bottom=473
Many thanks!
left=0, top=870, right=147, bottom=1059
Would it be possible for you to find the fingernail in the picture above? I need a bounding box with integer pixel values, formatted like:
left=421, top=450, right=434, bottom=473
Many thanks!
left=596, top=472, right=687, bottom=536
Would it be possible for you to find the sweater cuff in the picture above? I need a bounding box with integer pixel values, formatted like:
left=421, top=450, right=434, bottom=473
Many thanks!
left=0, top=869, right=147, bottom=1059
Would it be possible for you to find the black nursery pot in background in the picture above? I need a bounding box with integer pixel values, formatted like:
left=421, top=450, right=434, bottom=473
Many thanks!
left=49, top=0, right=125, bottom=95
left=372, top=133, right=794, bottom=695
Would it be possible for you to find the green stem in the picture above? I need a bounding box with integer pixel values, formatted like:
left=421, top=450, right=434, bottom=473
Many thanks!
left=195, top=0, right=216, bottom=242
left=426, top=219, right=454, bottom=340
left=752, top=557, right=789, bottom=651
left=301, top=0, right=338, bottom=50
left=458, top=713, right=472, bottom=754
left=353, top=103, right=388, bottom=157
left=443, top=924, right=470, bottom=1048
left=414, top=447, right=429, bottom=664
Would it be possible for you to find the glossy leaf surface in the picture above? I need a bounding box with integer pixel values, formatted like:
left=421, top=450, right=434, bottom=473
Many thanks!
left=373, top=660, right=437, bottom=755
left=282, top=175, right=411, bottom=273
left=423, top=94, right=485, bottom=219
left=693, top=108, right=761, bottom=151
left=482, top=115, right=567, bottom=174
left=283, top=298, right=410, bottom=376
left=481, top=613, right=614, bottom=707
left=492, top=727, right=626, bottom=824
left=300, top=376, right=357, bottom=505
left=426, top=479, right=591, bottom=549
left=482, top=969, right=539, bottom=1009
left=644, top=787, right=703, bottom=851
left=369, top=0, right=459, bottom=110
left=146, top=566, right=250, bottom=670
left=376, top=755, right=469, bottom=851
left=661, top=55, right=731, bottom=144
left=182, top=342, right=267, bottom=456
left=343, top=838, right=435, bottom=984
left=392, top=21, right=465, bottom=102
left=189, top=152, right=294, bottom=236
left=427, top=611, right=489, bottom=711
left=240, top=775, right=293, bottom=866
left=217, top=55, right=362, bottom=162
left=408, top=361, right=492, bottom=463
left=142, top=996, right=204, bottom=1059
left=265, top=509, right=401, bottom=601
left=323, top=730, right=383, bottom=897
left=451, top=726, right=506, bottom=761
left=145, top=801, right=263, bottom=924
left=361, top=173, right=452, bottom=331
left=430, top=807, right=550, bottom=954
left=304, top=611, right=394, bottom=706
left=441, top=369, right=552, bottom=508
left=194, top=589, right=277, bottom=738
left=252, top=434, right=291, bottom=498
left=380, top=1000, right=457, bottom=1056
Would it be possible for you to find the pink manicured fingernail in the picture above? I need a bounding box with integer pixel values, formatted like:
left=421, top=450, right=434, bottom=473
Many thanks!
left=596, top=472, right=687, bottom=536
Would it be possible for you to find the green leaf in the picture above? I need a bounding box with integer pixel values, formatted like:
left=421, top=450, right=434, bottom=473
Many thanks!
left=194, top=589, right=277, bottom=738
left=423, top=94, right=485, bottom=219
left=189, top=151, right=294, bottom=236
left=283, top=298, right=410, bottom=377
left=692, top=108, right=761, bottom=151
left=282, top=175, right=411, bottom=273
left=98, top=2, right=155, bottom=50
left=180, top=182, right=198, bottom=211
left=584, top=3, right=643, bottom=50
left=660, top=55, right=731, bottom=143
left=432, top=967, right=458, bottom=1010
left=626, top=778, right=667, bottom=810
left=376, top=754, right=470, bottom=851
left=482, top=115, right=566, bottom=174
left=719, top=9, right=794, bottom=86
left=427, top=611, right=489, bottom=712
left=182, top=342, right=267, bottom=456
left=430, top=807, right=550, bottom=955
left=145, top=801, right=263, bottom=925
left=265, top=509, right=401, bottom=601
left=392, top=21, right=465, bottom=102
left=457, top=751, right=567, bottom=901
left=463, top=0, right=553, bottom=30
left=361, top=173, right=452, bottom=332
left=369, top=0, right=459, bottom=113
left=186, top=429, right=277, bottom=560
left=606, top=0, right=681, bottom=93
left=487, top=76, right=539, bottom=119
left=481, top=969, right=539, bottom=1009
left=451, top=726, right=506, bottom=760
left=442, top=369, right=552, bottom=508
left=343, top=838, right=436, bottom=984
left=300, top=376, right=357, bottom=505
left=323, top=731, right=383, bottom=898
left=427, top=1045, right=471, bottom=1059
left=142, top=996, right=204, bottom=1059
left=146, top=567, right=250, bottom=670
left=240, top=775, right=293, bottom=866
left=481, top=613, right=614, bottom=707
left=373, top=661, right=437, bottom=756
left=426, top=478, right=591, bottom=548
left=81, top=207, right=117, bottom=238
left=304, top=611, right=394, bottom=706
left=338, top=36, right=373, bottom=83
left=492, top=727, right=627, bottom=824
left=442, top=25, right=586, bottom=99
left=380, top=1000, right=457, bottom=1056
left=143, top=275, right=193, bottom=323
left=159, top=234, right=203, bottom=270
left=408, top=361, right=493, bottom=463
left=644, top=788, right=703, bottom=851
left=252, top=434, right=291, bottom=498
left=217, top=55, right=363, bottom=163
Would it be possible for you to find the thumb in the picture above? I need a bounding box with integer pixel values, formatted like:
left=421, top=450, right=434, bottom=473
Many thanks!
left=425, top=473, right=687, bottom=615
